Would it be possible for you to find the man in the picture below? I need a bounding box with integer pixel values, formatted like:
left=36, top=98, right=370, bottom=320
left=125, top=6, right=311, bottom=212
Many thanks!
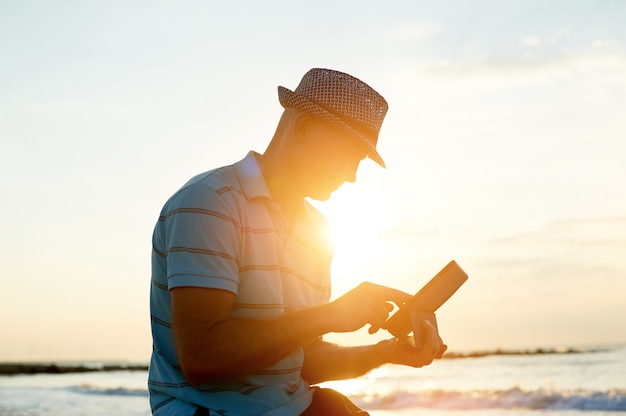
left=149, top=68, right=446, bottom=416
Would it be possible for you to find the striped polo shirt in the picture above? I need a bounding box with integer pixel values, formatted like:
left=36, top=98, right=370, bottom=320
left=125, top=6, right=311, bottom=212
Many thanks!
left=149, top=151, right=333, bottom=416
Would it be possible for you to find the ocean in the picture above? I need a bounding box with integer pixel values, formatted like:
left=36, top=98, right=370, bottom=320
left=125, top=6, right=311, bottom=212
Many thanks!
left=1, top=344, right=625, bottom=415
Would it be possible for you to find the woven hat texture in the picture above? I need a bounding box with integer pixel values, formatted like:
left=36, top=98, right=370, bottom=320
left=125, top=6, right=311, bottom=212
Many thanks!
left=278, top=68, right=388, bottom=167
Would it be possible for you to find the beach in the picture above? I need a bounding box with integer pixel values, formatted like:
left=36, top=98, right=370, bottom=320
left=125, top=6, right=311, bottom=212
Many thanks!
left=1, top=344, right=625, bottom=415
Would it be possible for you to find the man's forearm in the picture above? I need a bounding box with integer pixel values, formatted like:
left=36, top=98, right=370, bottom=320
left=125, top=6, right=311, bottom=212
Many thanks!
left=301, top=340, right=394, bottom=384
left=178, top=303, right=336, bottom=386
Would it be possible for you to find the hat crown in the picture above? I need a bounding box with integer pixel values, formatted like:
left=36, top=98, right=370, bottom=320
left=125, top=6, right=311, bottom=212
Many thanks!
left=293, top=68, right=388, bottom=137
left=277, top=68, right=388, bottom=167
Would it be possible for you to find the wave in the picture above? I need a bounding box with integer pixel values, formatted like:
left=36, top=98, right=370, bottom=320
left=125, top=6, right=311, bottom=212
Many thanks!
left=69, top=384, right=626, bottom=411
left=71, top=383, right=626, bottom=410
left=69, top=384, right=148, bottom=397
left=67, top=384, right=626, bottom=411
left=65, top=368, right=626, bottom=412
left=353, top=387, right=626, bottom=411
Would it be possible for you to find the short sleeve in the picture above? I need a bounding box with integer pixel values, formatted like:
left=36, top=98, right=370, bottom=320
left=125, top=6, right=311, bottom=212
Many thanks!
left=159, top=181, right=241, bottom=294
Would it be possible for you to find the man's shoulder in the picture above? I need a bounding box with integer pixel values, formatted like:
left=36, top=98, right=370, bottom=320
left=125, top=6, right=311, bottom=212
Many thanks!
left=161, top=163, right=241, bottom=213
left=179, top=151, right=260, bottom=196
left=159, top=151, right=267, bottom=216
left=186, top=163, right=238, bottom=191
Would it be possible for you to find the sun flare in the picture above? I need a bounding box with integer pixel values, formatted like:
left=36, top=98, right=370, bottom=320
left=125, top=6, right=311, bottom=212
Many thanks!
left=311, top=179, right=394, bottom=296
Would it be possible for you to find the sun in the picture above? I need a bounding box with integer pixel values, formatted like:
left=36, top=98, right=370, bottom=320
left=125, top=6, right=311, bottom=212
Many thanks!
left=310, top=177, right=404, bottom=347
left=310, top=177, right=394, bottom=296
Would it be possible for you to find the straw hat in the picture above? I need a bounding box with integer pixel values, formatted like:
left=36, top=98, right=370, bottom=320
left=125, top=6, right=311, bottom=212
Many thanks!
left=278, top=68, right=388, bottom=168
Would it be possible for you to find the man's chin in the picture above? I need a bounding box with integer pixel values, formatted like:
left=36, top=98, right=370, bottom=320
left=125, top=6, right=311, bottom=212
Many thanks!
left=309, top=187, right=337, bottom=202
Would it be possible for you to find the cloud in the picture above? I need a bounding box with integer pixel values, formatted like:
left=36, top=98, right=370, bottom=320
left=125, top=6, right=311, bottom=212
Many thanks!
left=418, top=47, right=626, bottom=86
left=548, top=216, right=626, bottom=226
left=385, top=24, right=441, bottom=43
left=520, top=36, right=541, bottom=47
left=489, top=216, right=626, bottom=248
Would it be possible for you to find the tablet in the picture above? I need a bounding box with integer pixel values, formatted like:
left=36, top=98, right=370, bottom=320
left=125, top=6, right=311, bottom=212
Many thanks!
left=384, top=260, right=468, bottom=338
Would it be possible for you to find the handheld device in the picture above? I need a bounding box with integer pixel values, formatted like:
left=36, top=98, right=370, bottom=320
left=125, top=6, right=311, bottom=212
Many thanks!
left=384, top=260, right=468, bottom=338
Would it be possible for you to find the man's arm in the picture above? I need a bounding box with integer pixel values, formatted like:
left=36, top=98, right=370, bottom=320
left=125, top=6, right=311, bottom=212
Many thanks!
left=172, top=282, right=412, bottom=386
left=300, top=340, right=388, bottom=384
left=301, top=320, right=447, bottom=385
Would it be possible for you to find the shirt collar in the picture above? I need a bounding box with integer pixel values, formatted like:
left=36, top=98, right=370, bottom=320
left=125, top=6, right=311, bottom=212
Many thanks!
left=234, top=151, right=272, bottom=201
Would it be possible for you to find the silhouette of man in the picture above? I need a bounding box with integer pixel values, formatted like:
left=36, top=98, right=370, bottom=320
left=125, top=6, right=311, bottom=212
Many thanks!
left=149, top=68, right=446, bottom=416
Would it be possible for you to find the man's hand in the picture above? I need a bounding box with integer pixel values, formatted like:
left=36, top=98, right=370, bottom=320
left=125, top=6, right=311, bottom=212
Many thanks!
left=378, top=320, right=448, bottom=368
left=324, top=282, right=413, bottom=334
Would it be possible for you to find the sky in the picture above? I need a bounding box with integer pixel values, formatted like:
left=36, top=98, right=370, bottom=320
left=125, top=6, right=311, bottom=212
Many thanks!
left=1, top=0, right=625, bottom=362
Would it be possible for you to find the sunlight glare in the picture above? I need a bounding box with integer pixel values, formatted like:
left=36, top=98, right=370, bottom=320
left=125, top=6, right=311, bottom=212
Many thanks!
left=312, top=175, right=394, bottom=296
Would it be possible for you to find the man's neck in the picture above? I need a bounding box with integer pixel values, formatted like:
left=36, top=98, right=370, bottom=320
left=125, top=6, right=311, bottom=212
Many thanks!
left=256, top=152, right=304, bottom=221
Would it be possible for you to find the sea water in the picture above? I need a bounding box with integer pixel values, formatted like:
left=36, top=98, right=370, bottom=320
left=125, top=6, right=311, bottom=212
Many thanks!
left=1, top=345, right=625, bottom=415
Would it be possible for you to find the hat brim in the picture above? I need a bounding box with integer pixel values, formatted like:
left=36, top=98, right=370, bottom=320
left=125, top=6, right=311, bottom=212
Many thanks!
left=278, top=86, right=386, bottom=168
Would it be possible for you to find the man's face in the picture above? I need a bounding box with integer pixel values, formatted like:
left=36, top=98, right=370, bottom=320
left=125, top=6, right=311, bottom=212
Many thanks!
left=295, top=120, right=369, bottom=201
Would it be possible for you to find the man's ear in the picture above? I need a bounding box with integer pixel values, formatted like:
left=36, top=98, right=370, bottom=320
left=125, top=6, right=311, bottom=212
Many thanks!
left=292, top=112, right=314, bottom=144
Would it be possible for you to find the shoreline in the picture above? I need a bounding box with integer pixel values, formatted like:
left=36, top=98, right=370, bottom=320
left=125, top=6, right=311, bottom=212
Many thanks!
left=1, top=345, right=613, bottom=375
left=0, top=363, right=149, bottom=376
left=441, top=345, right=605, bottom=360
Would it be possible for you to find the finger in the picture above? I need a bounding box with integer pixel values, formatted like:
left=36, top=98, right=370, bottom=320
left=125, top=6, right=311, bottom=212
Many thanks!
left=422, top=321, right=441, bottom=352
left=423, top=322, right=447, bottom=361
left=368, top=302, right=394, bottom=334
left=420, top=320, right=438, bottom=363
left=362, top=282, right=413, bottom=306
left=436, top=344, right=448, bottom=359
left=421, top=320, right=436, bottom=342
left=434, top=332, right=445, bottom=356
